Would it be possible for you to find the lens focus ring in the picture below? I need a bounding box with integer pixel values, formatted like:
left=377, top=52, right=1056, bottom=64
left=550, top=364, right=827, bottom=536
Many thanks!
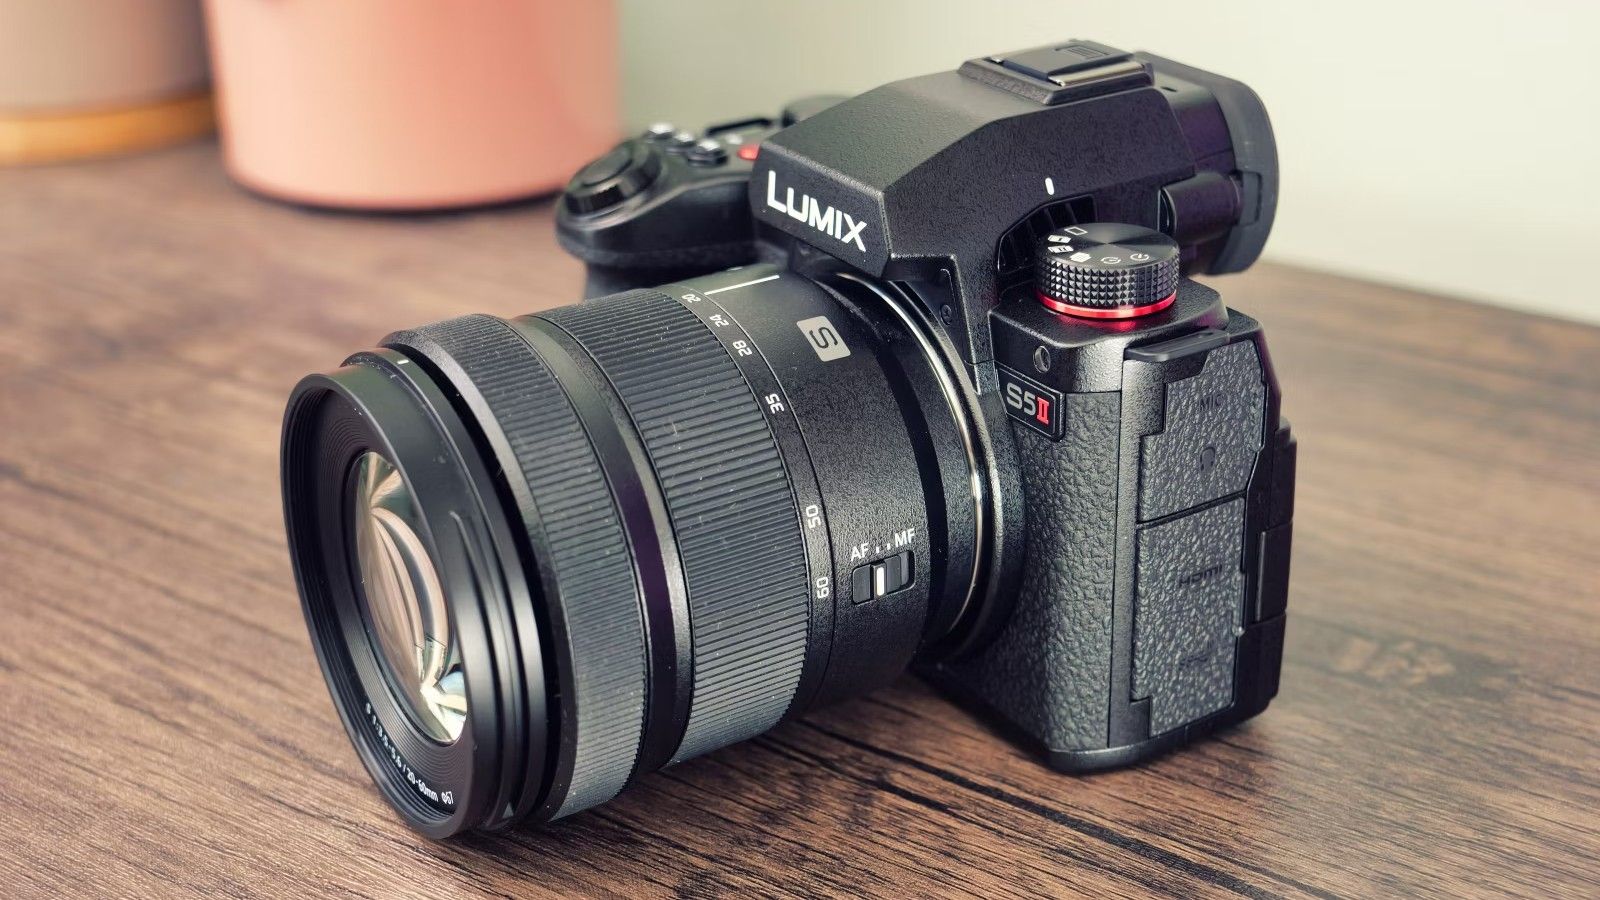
left=541, top=291, right=811, bottom=764
left=385, top=315, right=647, bottom=819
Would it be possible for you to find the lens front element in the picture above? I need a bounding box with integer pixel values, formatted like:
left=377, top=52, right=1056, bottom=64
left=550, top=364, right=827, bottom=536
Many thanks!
left=348, top=451, right=466, bottom=743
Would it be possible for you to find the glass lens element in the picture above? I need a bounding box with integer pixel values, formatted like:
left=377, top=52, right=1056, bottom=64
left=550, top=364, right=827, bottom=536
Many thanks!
left=348, top=451, right=466, bottom=742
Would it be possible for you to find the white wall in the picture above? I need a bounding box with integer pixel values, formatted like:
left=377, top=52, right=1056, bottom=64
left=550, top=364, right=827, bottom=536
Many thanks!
left=619, top=0, right=1600, bottom=324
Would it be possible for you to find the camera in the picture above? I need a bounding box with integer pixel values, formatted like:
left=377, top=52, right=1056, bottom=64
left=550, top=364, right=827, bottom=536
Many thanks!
left=281, top=40, right=1295, bottom=838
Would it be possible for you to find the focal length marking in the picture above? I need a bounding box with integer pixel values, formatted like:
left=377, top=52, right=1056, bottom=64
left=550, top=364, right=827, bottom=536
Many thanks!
left=365, top=701, right=456, bottom=811
left=674, top=288, right=837, bottom=608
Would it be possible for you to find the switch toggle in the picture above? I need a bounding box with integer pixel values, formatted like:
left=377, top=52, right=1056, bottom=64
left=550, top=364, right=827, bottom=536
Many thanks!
left=851, top=550, right=913, bottom=604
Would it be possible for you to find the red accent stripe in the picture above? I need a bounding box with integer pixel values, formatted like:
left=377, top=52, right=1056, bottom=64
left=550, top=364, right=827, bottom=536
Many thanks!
left=1036, top=291, right=1177, bottom=320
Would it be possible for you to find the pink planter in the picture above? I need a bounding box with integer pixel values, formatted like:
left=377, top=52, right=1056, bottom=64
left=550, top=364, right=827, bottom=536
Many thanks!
left=204, top=0, right=618, bottom=209
left=0, top=0, right=208, bottom=112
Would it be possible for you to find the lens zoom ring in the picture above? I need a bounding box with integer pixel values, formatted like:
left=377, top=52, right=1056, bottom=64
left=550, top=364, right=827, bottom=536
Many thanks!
left=386, top=315, right=645, bottom=818
left=542, top=291, right=810, bottom=764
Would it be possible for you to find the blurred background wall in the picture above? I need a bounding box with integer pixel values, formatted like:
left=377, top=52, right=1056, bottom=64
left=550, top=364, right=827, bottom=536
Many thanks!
left=619, top=0, right=1600, bottom=324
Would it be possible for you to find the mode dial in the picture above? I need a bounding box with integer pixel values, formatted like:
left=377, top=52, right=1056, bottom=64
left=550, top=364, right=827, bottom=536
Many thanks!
left=1034, top=223, right=1180, bottom=319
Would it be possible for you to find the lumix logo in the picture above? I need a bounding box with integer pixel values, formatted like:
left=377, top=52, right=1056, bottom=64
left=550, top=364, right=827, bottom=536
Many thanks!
left=765, top=171, right=868, bottom=252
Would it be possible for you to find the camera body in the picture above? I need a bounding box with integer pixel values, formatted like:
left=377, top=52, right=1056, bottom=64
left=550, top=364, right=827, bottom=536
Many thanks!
left=556, top=42, right=1294, bottom=772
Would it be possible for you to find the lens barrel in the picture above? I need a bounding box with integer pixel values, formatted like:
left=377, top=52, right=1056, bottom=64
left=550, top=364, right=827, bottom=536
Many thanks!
left=282, top=265, right=998, bottom=835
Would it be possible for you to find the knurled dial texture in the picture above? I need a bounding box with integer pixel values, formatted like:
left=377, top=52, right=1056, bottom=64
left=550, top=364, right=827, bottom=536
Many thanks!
left=1035, top=223, right=1181, bottom=310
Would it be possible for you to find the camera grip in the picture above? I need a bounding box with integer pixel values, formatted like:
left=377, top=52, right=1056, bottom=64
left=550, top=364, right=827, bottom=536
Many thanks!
left=928, top=315, right=1293, bottom=770
left=930, top=395, right=1124, bottom=751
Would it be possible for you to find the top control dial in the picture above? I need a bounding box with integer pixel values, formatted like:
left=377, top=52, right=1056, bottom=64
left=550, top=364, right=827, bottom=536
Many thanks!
left=1034, top=223, right=1180, bottom=319
left=562, top=140, right=663, bottom=214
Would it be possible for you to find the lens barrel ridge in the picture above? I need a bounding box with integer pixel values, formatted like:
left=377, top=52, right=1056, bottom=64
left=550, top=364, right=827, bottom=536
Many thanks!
left=541, top=290, right=812, bottom=765
left=386, top=315, right=647, bottom=820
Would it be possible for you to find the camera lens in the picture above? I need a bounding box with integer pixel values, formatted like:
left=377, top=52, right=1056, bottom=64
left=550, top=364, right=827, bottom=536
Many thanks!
left=347, top=451, right=465, bottom=742
left=282, top=265, right=1010, bottom=835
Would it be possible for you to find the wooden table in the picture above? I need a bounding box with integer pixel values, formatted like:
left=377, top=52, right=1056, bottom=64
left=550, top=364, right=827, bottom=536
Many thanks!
left=2, top=143, right=1597, bottom=899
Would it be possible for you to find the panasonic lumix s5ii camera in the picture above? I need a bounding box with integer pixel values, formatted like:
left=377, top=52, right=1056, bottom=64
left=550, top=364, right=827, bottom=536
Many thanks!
left=281, top=40, right=1296, bottom=837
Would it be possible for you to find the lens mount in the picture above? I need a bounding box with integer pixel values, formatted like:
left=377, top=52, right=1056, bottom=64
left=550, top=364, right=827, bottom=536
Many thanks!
left=828, top=274, right=1024, bottom=660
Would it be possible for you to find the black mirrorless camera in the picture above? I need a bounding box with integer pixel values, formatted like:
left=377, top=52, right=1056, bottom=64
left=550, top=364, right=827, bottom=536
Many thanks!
left=281, top=41, right=1295, bottom=838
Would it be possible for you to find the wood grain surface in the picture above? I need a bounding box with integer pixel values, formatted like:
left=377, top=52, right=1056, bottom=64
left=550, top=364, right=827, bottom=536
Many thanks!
left=1, top=143, right=1597, bottom=899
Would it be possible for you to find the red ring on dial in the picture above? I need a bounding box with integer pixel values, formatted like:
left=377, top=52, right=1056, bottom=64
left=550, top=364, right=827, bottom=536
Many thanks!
left=1036, top=291, right=1176, bottom=320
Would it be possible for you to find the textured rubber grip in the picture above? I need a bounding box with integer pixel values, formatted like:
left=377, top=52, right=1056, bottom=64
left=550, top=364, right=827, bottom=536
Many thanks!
left=541, top=291, right=810, bottom=764
left=384, top=315, right=646, bottom=818
left=930, top=393, right=1121, bottom=752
